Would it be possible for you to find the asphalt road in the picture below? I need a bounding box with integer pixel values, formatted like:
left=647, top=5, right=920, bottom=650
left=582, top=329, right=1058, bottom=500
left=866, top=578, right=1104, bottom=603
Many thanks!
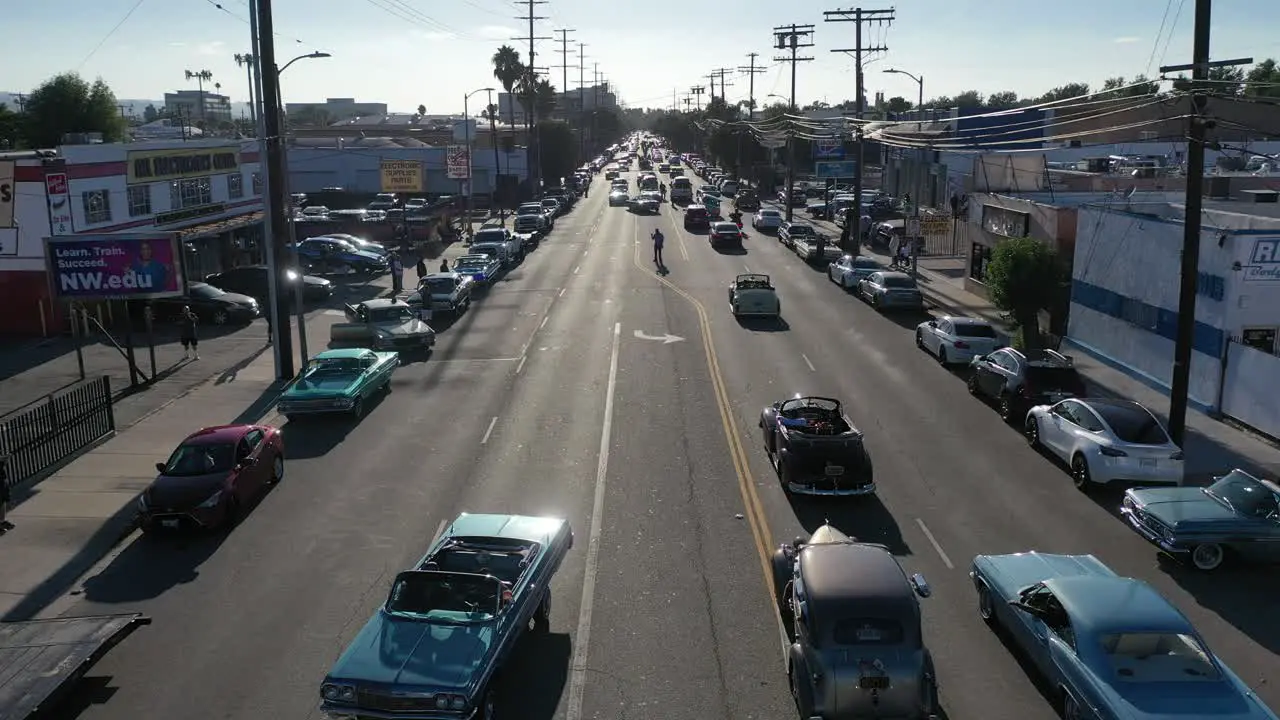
left=47, top=163, right=1276, bottom=720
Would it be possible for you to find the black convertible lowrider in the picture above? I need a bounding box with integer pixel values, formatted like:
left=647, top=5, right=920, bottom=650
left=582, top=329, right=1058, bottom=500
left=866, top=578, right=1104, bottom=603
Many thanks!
left=760, top=395, right=875, bottom=496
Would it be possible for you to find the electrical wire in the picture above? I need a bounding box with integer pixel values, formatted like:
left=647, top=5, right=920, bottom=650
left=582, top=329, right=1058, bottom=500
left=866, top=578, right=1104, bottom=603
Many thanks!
left=1143, top=0, right=1175, bottom=78
left=78, top=0, right=149, bottom=69
left=198, top=0, right=313, bottom=48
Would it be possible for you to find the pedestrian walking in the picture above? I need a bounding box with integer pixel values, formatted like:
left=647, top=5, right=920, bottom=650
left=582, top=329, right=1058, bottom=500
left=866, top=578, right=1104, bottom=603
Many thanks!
left=180, top=305, right=200, bottom=360
left=651, top=228, right=665, bottom=267
left=439, top=258, right=450, bottom=273
left=390, top=252, right=404, bottom=294
left=814, top=234, right=827, bottom=264
left=264, top=304, right=273, bottom=344
left=1, top=458, right=13, bottom=532
left=415, top=256, right=428, bottom=280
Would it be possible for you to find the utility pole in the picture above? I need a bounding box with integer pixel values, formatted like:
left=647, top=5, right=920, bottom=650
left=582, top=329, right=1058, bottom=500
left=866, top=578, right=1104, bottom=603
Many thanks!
left=13, top=94, right=26, bottom=112
left=773, top=23, right=815, bottom=222
left=593, top=63, right=601, bottom=153
left=514, top=0, right=550, bottom=192
left=234, top=53, right=259, bottom=130
left=252, top=0, right=295, bottom=378
left=553, top=28, right=575, bottom=99
left=825, top=7, right=893, bottom=238
left=577, top=42, right=587, bottom=160
left=738, top=53, right=766, bottom=119
left=708, top=73, right=718, bottom=102
left=691, top=86, right=706, bottom=111
left=712, top=68, right=735, bottom=104
left=1160, top=0, right=1251, bottom=446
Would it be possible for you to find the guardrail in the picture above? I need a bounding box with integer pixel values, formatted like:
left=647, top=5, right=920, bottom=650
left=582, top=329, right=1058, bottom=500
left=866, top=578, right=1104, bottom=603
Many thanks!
left=0, top=376, right=115, bottom=490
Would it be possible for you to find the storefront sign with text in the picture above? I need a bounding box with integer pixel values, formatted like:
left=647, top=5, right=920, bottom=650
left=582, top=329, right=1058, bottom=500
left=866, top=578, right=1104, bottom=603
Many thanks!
left=127, top=146, right=241, bottom=184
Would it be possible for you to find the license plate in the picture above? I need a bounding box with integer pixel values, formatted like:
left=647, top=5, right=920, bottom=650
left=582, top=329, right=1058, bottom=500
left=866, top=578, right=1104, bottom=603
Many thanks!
left=825, top=466, right=845, bottom=476
left=1140, top=458, right=1157, bottom=468
left=859, top=676, right=890, bottom=690
left=161, top=519, right=180, bottom=529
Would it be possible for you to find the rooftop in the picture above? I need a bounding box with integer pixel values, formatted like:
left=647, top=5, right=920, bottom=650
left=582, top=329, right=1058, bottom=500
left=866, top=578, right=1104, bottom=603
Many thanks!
left=799, top=541, right=913, bottom=606
left=1046, top=576, right=1190, bottom=635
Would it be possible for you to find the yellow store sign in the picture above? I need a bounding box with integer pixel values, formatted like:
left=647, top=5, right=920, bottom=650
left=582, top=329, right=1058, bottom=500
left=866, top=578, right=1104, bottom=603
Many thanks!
left=127, top=146, right=241, bottom=184
left=380, top=160, right=423, bottom=193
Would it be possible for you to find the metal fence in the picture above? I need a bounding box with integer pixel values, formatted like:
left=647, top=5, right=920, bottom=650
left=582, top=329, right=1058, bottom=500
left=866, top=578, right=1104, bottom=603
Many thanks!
left=919, top=217, right=972, bottom=258
left=0, top=376, right=115, bottom=490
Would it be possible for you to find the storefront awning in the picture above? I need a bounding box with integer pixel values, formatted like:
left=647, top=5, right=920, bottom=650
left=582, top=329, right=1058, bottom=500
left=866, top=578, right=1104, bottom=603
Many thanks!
left=177, top=211, right=265, bottom=241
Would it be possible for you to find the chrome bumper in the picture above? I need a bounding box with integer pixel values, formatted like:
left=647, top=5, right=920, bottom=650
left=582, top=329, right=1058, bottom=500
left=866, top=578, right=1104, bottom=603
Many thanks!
left=321, top=703, right=476, bottom=720
left=1119, top=506, right=1186, bottom=555
left=788, top=481, right=877, bottom=497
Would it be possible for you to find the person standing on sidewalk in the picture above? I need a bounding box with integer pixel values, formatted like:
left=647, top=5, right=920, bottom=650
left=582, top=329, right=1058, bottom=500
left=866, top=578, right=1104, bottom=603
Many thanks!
left=1, top=458, right=13, bottom=532
left=415, top=255, right=428, bottom=281
left=389, top=252, right=404, bottom=295
left=180, top=306, right=200, bottom=360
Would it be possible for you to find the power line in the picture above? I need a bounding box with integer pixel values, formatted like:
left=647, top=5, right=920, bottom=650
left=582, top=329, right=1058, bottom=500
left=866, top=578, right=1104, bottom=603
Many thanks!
left=513, top=0, right=550, bottom=187
left=553, top=28, right=576, bottom=96
left=577, top=42, right=588, bottom=159
left=78, top=0, right=148, bottom=69
left=773, top=23, right=815, bottom=222
left=711, top=67, right=735, bottom=103
left=738, top=53, right=768, bottom=118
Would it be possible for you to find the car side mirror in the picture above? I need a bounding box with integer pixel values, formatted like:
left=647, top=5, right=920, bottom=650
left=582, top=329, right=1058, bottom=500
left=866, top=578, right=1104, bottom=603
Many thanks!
left=927, top=320, right=937, bottom=328
left=909, top=573, right=931, bottom=598
left=155, top=462, right=167, bottom=474
left=974, top=354, right=987, bottom=362
left=1009, top=600, right=1044, bottom=618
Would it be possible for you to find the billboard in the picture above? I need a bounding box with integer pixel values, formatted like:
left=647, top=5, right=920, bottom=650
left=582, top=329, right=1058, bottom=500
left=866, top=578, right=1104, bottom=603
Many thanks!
left=127, top=146, right=240, bottom=184
left=380, top=160, right=423, bottom=192
left=0, top=161, right=14, bottom=228
left=815, top=161, right=857, bottom=178
left=1242, top=237, right=1280, bottom=282
left=446, top=145, right=471, bottom=180
left=45, top=172, right=74, bottom=235
left=812, top=138, right=845, bottom=159
left=45, top=233, right=185, bottom=300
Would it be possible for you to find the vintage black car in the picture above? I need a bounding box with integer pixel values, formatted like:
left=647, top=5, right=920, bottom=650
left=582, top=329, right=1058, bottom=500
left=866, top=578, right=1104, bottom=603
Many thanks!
left=760, top=396, right=874, bottom=496
left=771, top=523, right=936, bottom=720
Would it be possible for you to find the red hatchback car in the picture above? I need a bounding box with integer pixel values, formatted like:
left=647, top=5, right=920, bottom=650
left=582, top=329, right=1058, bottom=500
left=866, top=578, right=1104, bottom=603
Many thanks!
left=139, top=424, right=285, bottom=532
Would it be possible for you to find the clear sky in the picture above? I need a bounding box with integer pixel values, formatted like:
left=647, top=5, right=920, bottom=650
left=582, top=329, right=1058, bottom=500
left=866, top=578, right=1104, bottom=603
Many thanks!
left=5, top=0, right=1280, bottom=114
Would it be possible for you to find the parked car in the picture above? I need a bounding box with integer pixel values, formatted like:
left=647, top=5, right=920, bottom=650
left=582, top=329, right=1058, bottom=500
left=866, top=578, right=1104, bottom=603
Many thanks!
left=772, top=524, right=936, bottom=720
left=857, top=271, right=925, bottom=312
left=967, top=348, right=1087, bottom=423
left=320, top=513, right=575, bottom=720
left=205, top=265, right=333, bottom=304
left=728, top=273, right=780, bottom=318
left=827, top=255, right=883, bottom=290
left=293, top=237, right=388, bottom=275
left=471, top=227, right=522, bottom=262
left=453, top=254, right=503, bottom=287
left=1026, top=398, right=1185, bottom=491
left=315, top=233, right=388, bottom=257
left=735, top=189, right=760, bottom=211
left=406, top=272, right=473, bottom=315
left=752, top=208, right=784, bottom=231
left=709, top=221, right=744, bottom=248
left=330, top=299, right=435, bottom=352
left=683, top=204, right=711, bottom=230
left=276, top=348, right=398, bottom=420
left=760, top=395, right=874, bottom=496
left=970, top=551, right=1276, bottom=720
left=914, top=315, right=1001, bottom=365
left=1121, top=469, right=1280, bottom=571
left=609, top=190, right=630, bottom=207
left=778, top=221, right=819, bottom=248
left=138, top=423, right=284, bottom=533
left=151, top=282, right=259, bottom=325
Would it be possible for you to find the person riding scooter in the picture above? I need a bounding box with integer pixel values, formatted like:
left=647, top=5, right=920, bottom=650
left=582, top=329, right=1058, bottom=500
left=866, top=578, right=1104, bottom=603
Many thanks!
left=729, top=209, right=743, bottom=228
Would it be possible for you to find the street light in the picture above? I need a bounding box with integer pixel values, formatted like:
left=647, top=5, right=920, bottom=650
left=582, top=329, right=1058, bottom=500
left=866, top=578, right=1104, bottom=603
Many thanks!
left=884, top=68, right=926, bottom=277
left=255, top=48, right=330, bottom=378
left=463, top=87, right=495, bottom=240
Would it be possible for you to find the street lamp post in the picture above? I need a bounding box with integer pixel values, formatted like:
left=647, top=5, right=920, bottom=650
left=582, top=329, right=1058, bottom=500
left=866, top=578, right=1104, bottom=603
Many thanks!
left=463, top=87, right=495, bottom=240
left=885, top=68, right=925, bottom=277
left=766, top=94, right=789, bottom=210
left=486, top=90, right=502, bottom=222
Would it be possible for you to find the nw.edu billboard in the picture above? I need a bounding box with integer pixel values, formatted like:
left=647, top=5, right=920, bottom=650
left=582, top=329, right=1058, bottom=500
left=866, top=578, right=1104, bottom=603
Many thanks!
left=45, top=233, right=185, bottom=300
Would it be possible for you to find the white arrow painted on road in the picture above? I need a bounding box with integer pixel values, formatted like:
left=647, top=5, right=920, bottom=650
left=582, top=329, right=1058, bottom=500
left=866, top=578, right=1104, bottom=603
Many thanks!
left=633, top=329, right=686, bottom=344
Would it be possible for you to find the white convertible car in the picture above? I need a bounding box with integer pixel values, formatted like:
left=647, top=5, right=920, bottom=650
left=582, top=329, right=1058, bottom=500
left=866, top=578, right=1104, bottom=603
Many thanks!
left=728, top=273, right=781, bottom=318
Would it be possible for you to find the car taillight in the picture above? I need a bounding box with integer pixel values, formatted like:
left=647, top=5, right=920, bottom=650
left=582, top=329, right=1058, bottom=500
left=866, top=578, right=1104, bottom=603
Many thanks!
left=1099, top=446, right=1128, bottom=458
left=953, top=341, right=969, bottom=349
left=1170, top=450, right=1184, bottom=460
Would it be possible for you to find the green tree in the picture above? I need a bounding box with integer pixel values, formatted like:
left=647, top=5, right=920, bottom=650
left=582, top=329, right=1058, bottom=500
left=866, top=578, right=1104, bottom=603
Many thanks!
left=985, top=91, right=1019, bottom=109
left=1244, top=59, right=1280, bottom=99
left=952, top=90, right=984, bottom=108
left=491, top=45, right=524, bottom=140
left=536, top=119, right=576, bottom=183
left=530, top=79, right=557, bottom=121
left=143, top=103, right=159, bottom=122
left=983, top=237, right=1066, bottom=349
left=1036, top=83, right=1090, bottom=103
left=1207, top=65, right=1245, bottom=96
left=883, top=96, right=913, bottom=114
left=0, top=103, right=21, bottom=149
left=23, top=73, right=126, bottom=147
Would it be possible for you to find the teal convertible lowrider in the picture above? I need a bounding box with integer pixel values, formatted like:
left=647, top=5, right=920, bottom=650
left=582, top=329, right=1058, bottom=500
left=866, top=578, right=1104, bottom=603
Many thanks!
left=320, top=513, right=573, bottom=719
left=277, top=348, right=398, bottom=420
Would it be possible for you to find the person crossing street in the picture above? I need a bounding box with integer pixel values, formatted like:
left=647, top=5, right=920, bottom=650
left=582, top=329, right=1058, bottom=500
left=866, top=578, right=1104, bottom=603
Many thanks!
left=652, top=228, right=665, bottom=267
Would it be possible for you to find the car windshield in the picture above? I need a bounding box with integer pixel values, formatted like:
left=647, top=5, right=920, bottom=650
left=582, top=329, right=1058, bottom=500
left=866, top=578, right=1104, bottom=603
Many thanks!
left=714, top=223, right=739, bottom=232
left=456, top=260, right=488, bottom=272
left=368, top=306, right=415, bottom=323
left=882, top=276, right=918, bottom=289
left=953, top=323, right=997, bottom=338
left=832, top=618, right=905, bottom=646
left=304, top=356, right=364, bottom=376
left=474, top=231, right=506, bottom=244
left=163, top=442, right=236, bottom=476
left=190, top=283, right=225, bottom=299
left=425, top=278, right=457, bottom=293
left=762, top=210, right=780, bottom=218
left=1094, top=403, right=1168, bottom=445
left=789, top=226, right=815, bottom=235
left=1025, top=366, right=1081, bottom=389
left=471, top=246, right=500, bottom=259
left=385, top=572, right=500, bottom=621
left=853, top=258, right=881, bottom=269
left=1099, top=632, right=1220, bottom=681
left=517, top=205, right=542, bottom=215
left=1205, top=471, right=1279, bottom=517
left=687, top=208, right=707, bottom=218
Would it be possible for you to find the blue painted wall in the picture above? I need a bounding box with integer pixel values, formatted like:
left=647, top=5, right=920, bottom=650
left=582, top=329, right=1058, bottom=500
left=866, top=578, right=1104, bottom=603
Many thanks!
left=954, top=108, right=1046, bottom=150
left=287, top=146, right=529, bottom=195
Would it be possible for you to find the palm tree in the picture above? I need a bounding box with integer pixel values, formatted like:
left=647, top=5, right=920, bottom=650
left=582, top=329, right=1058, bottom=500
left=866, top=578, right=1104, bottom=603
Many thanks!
left=491, top=45, right=524, bottom=134
left=531, top=80, right=557, bottom=121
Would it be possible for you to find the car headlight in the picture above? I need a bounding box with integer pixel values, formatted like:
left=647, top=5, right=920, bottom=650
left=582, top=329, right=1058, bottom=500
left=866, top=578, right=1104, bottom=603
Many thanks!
left=1163, top=528, right=1176, bottom=543
left=337, top=398, right=354, bottom=409
left=197, top=490, right=224, bottom=509
left=320, top=684, right=356, bottom=703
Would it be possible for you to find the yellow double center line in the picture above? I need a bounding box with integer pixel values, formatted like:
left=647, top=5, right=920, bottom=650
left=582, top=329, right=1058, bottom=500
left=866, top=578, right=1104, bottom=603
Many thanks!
left=630, top=219, right=779, bottom=614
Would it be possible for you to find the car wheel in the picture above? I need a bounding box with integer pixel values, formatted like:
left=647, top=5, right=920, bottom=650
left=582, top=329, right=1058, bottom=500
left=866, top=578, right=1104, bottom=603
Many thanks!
left=352, top=396, right=365, bottom=419
left=1025, top=417, right=1041, bottom=448
left=530, top=590, right=551, bottom=633
left=270, top=454, right=285, bottom=483
left=915, top=331, right=924, bottom=349
left=478, top=685, right=498, bottom=720
left=223, top=495, right=242, bottom=529
left=920, top=656, right=940, bottom=718
left=976, top=580, right=996, bottom=624
left=998, top=393, right=1016, bottom=423
left=1071, top=454, right=1092, bottom=491
left=937, top=347, right=948, bottom=365
left=211, top=309, right=230, bottom=325
left=1190, top=543, right=1226, bottom=571
left=967, top=374, right=980, bottom=396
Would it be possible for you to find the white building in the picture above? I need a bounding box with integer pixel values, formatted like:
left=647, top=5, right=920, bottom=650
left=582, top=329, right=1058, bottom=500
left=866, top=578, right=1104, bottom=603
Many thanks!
left=496, top=83, right=616, bottom=125
left=0, top=140, right=264, bottom=335
left=164, top=89, right=233, bottom=123
left=284, top=98, right=389, bottom=122
left=1066, top=194, right=1280, bottom=436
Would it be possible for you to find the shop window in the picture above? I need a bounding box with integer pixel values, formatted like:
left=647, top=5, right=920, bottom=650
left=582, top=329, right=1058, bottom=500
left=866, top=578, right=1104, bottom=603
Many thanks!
left=252, top=172, right=263, bottom=195
left=127, top=185, right=152, bottom=217
left=970, top=242, right=993, bottom=282
left=82, top=189, right=112, bottom=224
left=170, top=178, right=213, bottom=209
left=981, top=204, right=1030, bottom=238
left=228, top=173, right=244, bottom=199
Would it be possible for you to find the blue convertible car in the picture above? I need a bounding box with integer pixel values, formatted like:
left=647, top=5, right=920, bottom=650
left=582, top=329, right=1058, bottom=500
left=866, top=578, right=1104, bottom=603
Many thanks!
left=970, top=552, right=1277, bottom=720
left=320, top=513, right=573, bottom=719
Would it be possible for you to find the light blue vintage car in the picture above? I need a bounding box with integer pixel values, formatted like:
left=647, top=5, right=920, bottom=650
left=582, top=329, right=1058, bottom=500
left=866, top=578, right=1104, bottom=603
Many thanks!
left=276, top=348, right=398, bottom=420
left=320, top=513, right=574, bottom=719
left=971, top=551, right=1277, bottom=720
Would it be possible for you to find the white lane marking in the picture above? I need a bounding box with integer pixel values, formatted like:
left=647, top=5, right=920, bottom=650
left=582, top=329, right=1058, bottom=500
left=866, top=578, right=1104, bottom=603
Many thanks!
left=480, top=416, right=498, bottom=445
left=540, top=315, right=549, bottom=330
left=429, top=518, right=448, bottom=545
left=515, top=355, right=527, bottom=374
left=744, top=264, right=752, bottom=272
left=801, top=354, right=815, bottom=372
left=574, top=265, right=581, bottom=274
left=565, top=321, right=621, bottom=720
left=559, top=287, right=566, bottom=298
left=915, top=518, right=955, bottom=570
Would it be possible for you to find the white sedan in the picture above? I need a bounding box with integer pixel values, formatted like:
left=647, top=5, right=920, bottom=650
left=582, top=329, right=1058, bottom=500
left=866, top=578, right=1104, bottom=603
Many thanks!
left=1024, top=398, right=1185, bottom=491
left=914, top=315, right=1001, bottom=365
left=752, top=208, right=784, bottom=231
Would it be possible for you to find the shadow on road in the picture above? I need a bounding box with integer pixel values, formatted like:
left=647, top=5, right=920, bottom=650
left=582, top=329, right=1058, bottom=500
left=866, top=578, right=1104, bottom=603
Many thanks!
left=503, top=631, right=572, bottom=720
left=788, top=494, right=912, bottom=556
left=42, top=674, right=118, bottom=720
left=279, top=409, right=367, bottom=459
left=734, top=316, right=791, bottom=333
left=81, top=531, right=225, bottom=604
left=1157, top=554, right=1280, bottom=655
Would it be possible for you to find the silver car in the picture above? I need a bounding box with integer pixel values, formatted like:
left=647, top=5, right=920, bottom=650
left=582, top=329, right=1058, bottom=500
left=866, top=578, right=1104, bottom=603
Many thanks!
left=858, top=271, right=925, bottom=311
left=772, top=523, right=937, bottom=720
